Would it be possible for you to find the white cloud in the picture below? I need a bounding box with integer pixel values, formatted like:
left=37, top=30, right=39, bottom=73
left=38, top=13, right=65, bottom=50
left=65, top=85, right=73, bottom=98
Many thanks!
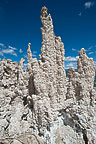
left=85, top=49, right=89, bottom=52
left=88, top=51, right=94, bottom=55
left=72, top=48, right=79, bottom=52
left=0, top=51, right=3, bottom=56
left=65, top=56, right=79, bottom=62
left=2, top=49, right=17, bottom=56
left=24, top=63, right=27, bottom=66
left=78, top=12, right=82, bottom=16
left=72, top=47, right=91, bottom=53
left=0, top=43, right=17, bottom=57
left=84, top=1, right=95, bottom=9
left=24, top=55, right=27, bottom=58
left=0, top=43, right=6, bottom=48
left=65, top=62, right=77, bottom=69
left=65, top=56, right=79, bottom=69
left=8, top=46, right=17, bottom=50
left=85, top=48, right=90, bottom=52
left=72, top=48, right=77, bottom=51
left=85, top=46, right=93, bottom=52
left=33, top=51, right=37, bottom=54
left=76, top=56, right=79, bottom=59
left=32, top=54, right=36, bottom=57
left=19, top=48, right=23, bottom=53
left=95, top=61, right=96, bottom=68
left=66, top=62, right=75, bottom=67
left=88, top=46, right=93, bottom=50
left=24, top=53, right=36, bottom=58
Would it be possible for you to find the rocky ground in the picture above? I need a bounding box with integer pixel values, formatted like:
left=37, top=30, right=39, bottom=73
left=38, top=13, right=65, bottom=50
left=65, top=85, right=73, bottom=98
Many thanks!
left=0, top=6, right=96, bottom=144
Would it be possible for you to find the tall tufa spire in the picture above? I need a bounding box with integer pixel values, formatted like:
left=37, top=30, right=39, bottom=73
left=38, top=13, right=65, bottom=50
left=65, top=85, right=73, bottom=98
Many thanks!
left=27, top=43, right=32, bottom=63
left=3, top=56, right=6, bottom=62
left=41, top=6, right=48, bottom=17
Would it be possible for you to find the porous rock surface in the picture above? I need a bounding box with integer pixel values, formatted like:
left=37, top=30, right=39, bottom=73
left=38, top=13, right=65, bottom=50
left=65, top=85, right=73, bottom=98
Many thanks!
left=0, top=6, right=96, bottom=144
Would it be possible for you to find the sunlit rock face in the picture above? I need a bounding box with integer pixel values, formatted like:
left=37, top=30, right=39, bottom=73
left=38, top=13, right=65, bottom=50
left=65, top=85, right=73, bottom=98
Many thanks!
left=67, top=48, right=95, bottom=100
left=0, top=6, right=96, bottom=144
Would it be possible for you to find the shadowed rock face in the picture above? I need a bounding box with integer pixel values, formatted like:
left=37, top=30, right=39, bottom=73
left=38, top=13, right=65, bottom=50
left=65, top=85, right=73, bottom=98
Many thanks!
left=0, top=6, right=96, bottom=144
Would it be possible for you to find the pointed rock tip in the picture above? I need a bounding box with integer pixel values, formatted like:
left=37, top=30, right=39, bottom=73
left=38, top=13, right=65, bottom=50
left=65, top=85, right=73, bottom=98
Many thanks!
left=7, top=59, right=12, bottom=63
left=3, top=56, right=6, bottom=61
left=79, top=48, right=86, bottom=56
left=28, top=43, right=31, bottom=47
left=81, top=48, right=85, bottom=53
left=41, top=6, right=48, bottom=17
left=20, top=58, right=25, bottom=62
left=41, top=6, right=48, bottom=11
left=27, top=43, right=31, bottom=51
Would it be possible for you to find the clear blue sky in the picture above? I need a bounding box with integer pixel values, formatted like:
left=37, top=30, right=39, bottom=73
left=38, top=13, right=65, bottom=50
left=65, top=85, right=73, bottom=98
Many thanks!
left=0, top=0, right=96, bottom=69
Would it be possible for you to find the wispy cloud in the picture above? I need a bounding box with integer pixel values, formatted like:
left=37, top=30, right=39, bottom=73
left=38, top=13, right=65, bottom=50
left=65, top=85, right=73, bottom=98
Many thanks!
left=72, top=46, right=94, bottom=54
left=0, top=43, right=6, bottom=48
left=8, top=46, right=17, bottom=50
left=24, top=63, right=27, bottom=66
left=24, top=54, right=27, bottom=58
left=72, top=46, right=93, bottom=53
left=2, top=49, right=17, bottom=56
left=85, top=49, right=90, bottom=52
left=84, top=46, right=93, bottom=52
left=24, top=53, right=36, bottom=58
left=88, top=51, right=94, bottom=55
left=65, top=56, right=79, bottom=62
left=32, top=54, right=36, bottom=57
left=65, top=62, right=77, bottom=69
left=19, top=48, right=23, bottom=53
left=78, top=12, right=82, bottom=16
left=0, top=42, right=17, bottom=57
left=72, top=48, right=79, bottom=52
left=33, top=51, right=37, bottom=54
left=66, top=62, right=75, bottom=67
left=88, top=46, right=93, bottom=50
left=79, top=2, right=95, bottom=16
left=32, top=51, right=37, bottom=57
left=0, top=51, right=3, bottom=56
left=84, top=1, right=95, bottom=9
left=94, top=61, right=96, bottom=68
left=72, top=48, right=77, bottom=51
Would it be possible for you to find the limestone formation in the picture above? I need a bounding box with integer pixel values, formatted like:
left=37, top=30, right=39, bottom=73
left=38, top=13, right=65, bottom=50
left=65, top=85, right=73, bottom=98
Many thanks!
left=0, top=59, right=18, bottom=88
left=0, top=6, right=96, bottom=144
left=23, top=6, right=67, bottom=134
left=27, top=43, right=32, bottom=63
left=67, top=48, right=95, bottom=100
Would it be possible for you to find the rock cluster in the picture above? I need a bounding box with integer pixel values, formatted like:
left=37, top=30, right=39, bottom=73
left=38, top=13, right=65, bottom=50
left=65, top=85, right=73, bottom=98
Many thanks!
left=0, top=6, right=96, bottom=144
left=67, top=48, right=95, bottom=100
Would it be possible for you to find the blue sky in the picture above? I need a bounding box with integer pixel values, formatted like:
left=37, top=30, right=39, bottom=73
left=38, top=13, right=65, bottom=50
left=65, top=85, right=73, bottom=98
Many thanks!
left=0, top=0, right=96, bottom=69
